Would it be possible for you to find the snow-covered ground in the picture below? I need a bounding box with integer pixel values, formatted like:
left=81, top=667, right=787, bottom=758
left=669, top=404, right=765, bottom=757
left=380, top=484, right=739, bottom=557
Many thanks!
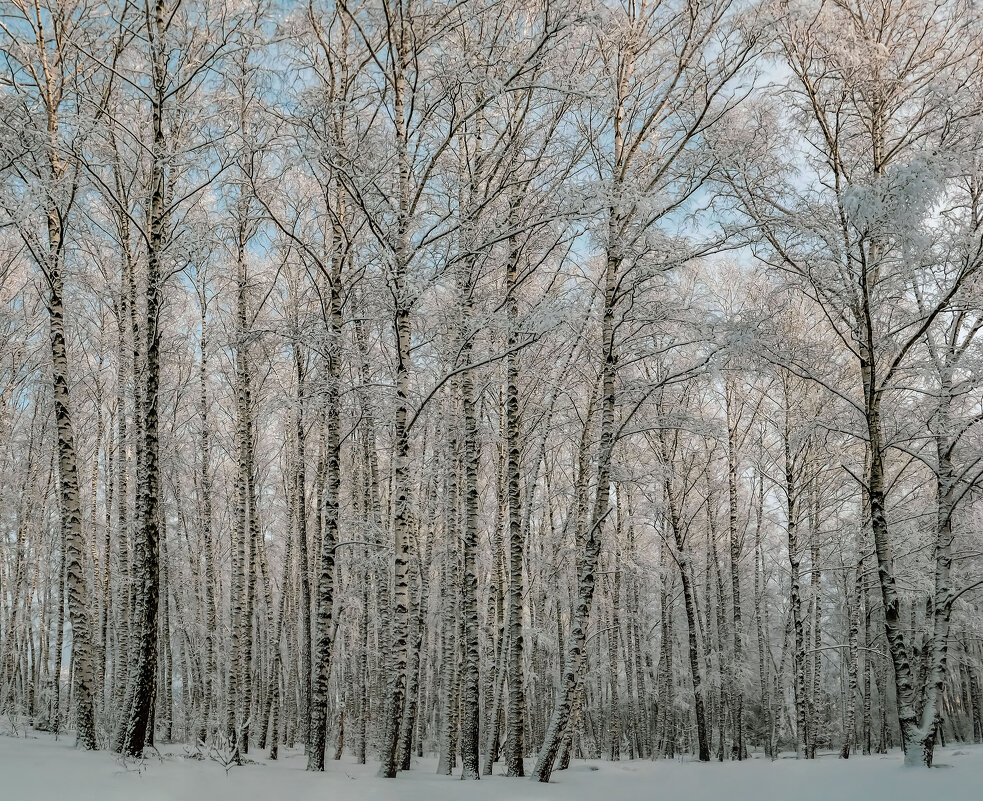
left=3, top=731, right=982, bottom=801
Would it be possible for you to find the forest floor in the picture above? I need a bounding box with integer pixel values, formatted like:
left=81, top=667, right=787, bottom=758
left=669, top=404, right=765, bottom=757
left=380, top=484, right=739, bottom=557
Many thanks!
left=2, top=728, right=982, bottom=801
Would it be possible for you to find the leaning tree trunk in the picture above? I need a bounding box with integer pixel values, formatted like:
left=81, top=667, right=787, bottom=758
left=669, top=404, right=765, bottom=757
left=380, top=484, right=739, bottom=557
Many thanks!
left=45, top=220, right=97, bottom=751
left=36, top=14, right=98, bottom=751
left=531, top=241, right=619, bottom=783
left=398, top=521, right=433, bottom=770
left=907, top=382, right=958, bottom=767
left=677, top=528, right=710, bottom=763
left=861, top=353, right=922, bottom=765
left=481, top=426, right=507, bottom=776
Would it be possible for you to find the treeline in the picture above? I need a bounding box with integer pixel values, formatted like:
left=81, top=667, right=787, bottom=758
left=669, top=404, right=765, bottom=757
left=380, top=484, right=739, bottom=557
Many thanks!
left=0, top=0, right=982, bottom=780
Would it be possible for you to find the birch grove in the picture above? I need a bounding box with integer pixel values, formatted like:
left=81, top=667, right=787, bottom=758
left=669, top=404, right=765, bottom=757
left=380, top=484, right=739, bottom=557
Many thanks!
left=1, top=0, right=983, bottom=781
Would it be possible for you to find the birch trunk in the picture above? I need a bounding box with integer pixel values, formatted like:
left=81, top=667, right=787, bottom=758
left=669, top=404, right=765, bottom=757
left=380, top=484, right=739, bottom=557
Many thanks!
left=906, top=374, right=958, bottom=766
left=197, top=289, right=217, bottom=746
left=116, top=0, right=167, bottom=753
left=293, top=343, right=313, bottom=749
left=783, top=403, right=808, bottom=759
left=860, top=354, right=922, bottom=765
left=437, top=426, right=460, bottom=776
left=46, top=208, right=97, bottom=751
left=724, top=385, right=744, bottom=759
left=503, top=230, right=526, bottom=777
left=378, top=16, right=414, bottom=774
left=531, top=241, right=618, bottom=782
left=841, top=545, right=860, bottom=759
left=307, top=255, right=342, bottom=770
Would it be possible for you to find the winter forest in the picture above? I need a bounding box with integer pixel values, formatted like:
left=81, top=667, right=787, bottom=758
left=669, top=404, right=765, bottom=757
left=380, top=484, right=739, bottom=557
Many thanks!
left=1, top=0, right=983, bottom=797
